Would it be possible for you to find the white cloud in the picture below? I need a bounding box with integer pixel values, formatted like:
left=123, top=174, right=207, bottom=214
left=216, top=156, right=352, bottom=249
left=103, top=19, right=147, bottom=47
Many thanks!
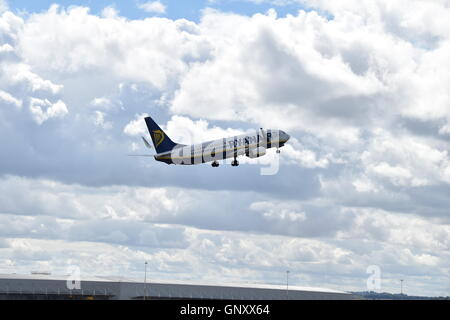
left=6, top=63, right=63, bottom=94
left=138, top=1, right=167, bottom=14
left=352, top=176, right=379, bottom=193
left=0, top=0, right=7, bottom=13
left=92, top=111, right=113, bottom=130
left=439, top=124, right=450, bottom=135
left=29, top=98, right=68, bottom=125
left=369, top=162, right=423, bottom=187
left=282, top=138, right=330, bottom=169
left=90, top=97, right=113, bottom=109
left=17, top=5, right=208, bottom=91
left=0, top=43, right=13, bottom=53
left=242, top=0, right=299, bottom=5
left=250, top=201, right=307, bottom=222
left=1, top=173, right=450, bottom=296
left=123, top=113, right=149, bottom=137
left=0, top=90, right=22, bottom=108
left=0, top=176, right=186, bottom=221
left=101, top=6, right=120, bottom=19
left=0, top=1, right=450, bottom=296
left=165, top=115, right=244, bottom=145
left=123, top=114, right=245, bottom=144
left=360, top=129, right=450, bottom=187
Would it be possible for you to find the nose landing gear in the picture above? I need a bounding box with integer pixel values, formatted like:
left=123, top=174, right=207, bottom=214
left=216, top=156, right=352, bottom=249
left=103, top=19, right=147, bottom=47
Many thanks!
left=211, top=161, right=219, bottom=167
left=231, top=160, right=239, bottom=167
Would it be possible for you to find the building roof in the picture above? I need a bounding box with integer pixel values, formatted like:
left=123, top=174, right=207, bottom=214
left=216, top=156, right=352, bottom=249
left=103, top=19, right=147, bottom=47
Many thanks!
left=0, top=273, right=349, bottom=295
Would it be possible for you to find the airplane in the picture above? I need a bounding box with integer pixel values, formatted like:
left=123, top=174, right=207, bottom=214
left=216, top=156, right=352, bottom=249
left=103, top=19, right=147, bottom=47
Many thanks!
left=134, top=116, right=290, bottom=167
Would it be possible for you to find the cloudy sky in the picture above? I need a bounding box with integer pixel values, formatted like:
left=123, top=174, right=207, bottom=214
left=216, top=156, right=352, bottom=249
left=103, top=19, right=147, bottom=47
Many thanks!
left=1, top=0, right=450, bottom=296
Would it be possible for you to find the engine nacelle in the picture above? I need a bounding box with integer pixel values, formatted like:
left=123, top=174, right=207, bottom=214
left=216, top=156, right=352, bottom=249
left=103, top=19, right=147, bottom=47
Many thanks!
left=247, top=147, right=266, bottom=158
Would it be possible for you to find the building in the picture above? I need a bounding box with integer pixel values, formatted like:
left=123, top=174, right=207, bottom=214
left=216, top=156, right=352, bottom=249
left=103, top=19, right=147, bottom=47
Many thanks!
left=0, top=273, right=357, bottom=300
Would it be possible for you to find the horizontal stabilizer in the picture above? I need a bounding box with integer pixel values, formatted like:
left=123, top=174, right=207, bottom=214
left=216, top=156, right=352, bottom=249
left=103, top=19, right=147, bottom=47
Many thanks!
left=142, top=136, right=152, bottom=149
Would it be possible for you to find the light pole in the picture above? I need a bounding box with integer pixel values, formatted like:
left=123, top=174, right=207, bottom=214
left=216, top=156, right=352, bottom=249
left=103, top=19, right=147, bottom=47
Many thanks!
left=144, top=261, right=148, bottom=300
left=400, top=279, right=404, bottom=296
left=286, top=270, right=290, bottom=300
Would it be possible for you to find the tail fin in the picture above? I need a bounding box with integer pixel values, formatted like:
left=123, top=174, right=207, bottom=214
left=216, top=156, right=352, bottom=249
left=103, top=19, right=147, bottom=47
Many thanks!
left=144, top=116, right=178, bottom=153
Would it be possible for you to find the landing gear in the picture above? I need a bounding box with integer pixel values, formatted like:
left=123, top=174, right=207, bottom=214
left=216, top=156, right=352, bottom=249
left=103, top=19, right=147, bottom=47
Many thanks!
left=211, top=161, right=219, bottom=167
left=276, top=148, right=281, bottom=154
left=232, top=147, right=239, bottom=167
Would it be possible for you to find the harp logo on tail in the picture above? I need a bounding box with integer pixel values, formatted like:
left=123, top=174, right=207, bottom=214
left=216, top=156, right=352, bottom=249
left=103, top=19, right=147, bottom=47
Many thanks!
left=153, top=130, right=165, bottom=147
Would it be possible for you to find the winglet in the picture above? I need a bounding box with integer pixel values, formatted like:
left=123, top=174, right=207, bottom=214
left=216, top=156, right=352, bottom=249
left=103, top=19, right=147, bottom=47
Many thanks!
left=142, top=136, right=152, bottom=149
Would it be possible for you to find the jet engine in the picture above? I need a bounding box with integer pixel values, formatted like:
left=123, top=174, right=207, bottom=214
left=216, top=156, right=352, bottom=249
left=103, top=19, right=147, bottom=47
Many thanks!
left=247, top=147, right=266, bottom=158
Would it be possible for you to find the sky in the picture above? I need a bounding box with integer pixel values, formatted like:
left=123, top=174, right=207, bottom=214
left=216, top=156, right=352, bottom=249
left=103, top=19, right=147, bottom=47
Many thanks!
left=0, top=0, right=450, bottom=297
left=9, top=0, right=309, bottom=21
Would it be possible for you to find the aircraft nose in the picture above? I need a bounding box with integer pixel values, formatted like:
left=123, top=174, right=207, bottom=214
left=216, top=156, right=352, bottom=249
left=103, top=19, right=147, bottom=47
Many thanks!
left=283, top=131, right=290, bottom=142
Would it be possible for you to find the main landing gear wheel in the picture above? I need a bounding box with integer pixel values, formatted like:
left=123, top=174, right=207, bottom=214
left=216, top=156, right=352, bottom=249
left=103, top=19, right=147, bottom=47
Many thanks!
left=211, top=161, right=219, bottom=167
left=231, top=160, right=239, bottom=167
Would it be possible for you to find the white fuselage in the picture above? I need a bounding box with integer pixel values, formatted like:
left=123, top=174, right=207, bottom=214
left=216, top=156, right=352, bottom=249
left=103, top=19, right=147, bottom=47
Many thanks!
left=154, top=129, right=290, bottom=165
